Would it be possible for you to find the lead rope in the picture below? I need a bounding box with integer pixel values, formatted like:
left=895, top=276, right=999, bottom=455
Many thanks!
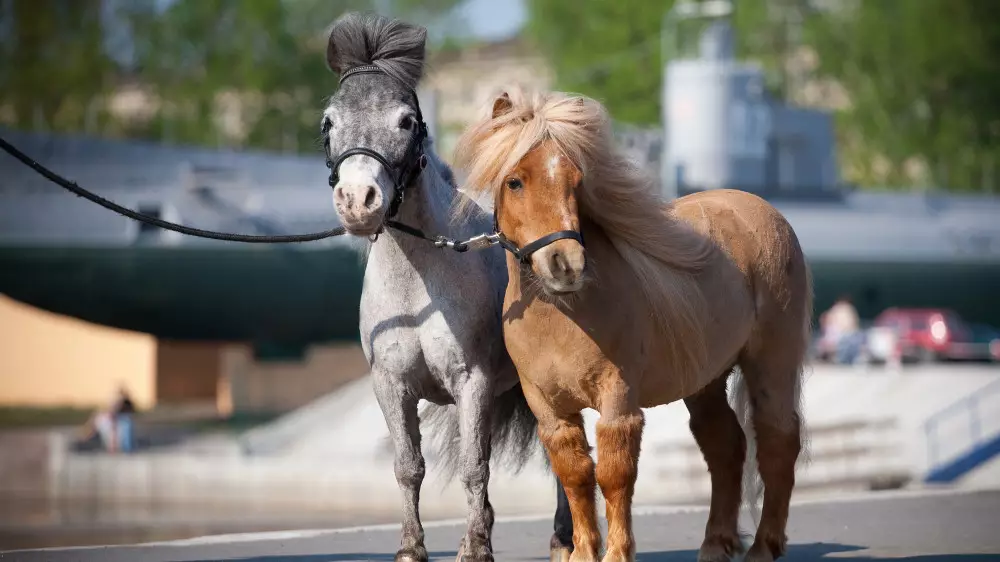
left=0, top=136, right=346, bottom=244
left=0, top=135, right=504, bottom=251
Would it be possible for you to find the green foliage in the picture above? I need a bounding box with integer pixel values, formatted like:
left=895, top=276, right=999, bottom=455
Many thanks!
left=5, top=0, right=998, bottom=192
left=524, top=0, right=671, bottom=126
left=521, top=0, right=804, bottom=125
left=803, top=0, right=1000, bottom=191
left=124, top=0, right=334, bottom=151
left=0, top=0, right=462, bottom=152
left=525, top=0, right=1000, bottom=192
left=730, top=0, right=813, bottom=100
left=0, top=0, right=116, bottom=132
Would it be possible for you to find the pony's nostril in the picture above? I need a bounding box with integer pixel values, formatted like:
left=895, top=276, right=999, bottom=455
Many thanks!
left=552, top=252, right=571, bottom=276
left=364, top=186, right=378, bottom=209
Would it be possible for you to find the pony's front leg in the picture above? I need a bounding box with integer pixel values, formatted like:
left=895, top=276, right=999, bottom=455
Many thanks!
left=533, top=405, right=601, bottom=562
left=596, top=407, right=644, bottom=562
left=373, top=375, right=427, bottom=562
left=455, top=373, right=496, bottom=562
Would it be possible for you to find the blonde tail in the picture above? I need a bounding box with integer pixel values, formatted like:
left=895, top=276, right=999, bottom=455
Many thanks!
left=730, top=367, right=762, bottom=530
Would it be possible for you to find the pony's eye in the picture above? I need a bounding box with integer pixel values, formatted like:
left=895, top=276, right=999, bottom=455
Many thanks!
left=505, top=178, right=523, bottom=191
left=399, top=115, right=416, bottom=131
left=321, top=117, right=332, bottom=135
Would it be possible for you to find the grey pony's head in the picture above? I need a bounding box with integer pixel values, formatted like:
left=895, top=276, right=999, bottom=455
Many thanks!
left=322, top=12, right=428, bottom=237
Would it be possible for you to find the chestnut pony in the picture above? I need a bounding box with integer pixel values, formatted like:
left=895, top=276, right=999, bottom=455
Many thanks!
left=453, top=86, right=812, bottom=562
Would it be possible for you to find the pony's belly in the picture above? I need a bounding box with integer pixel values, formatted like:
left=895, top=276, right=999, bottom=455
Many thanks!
left=636, top=380, right=694, bottom=407
left=635, top=357, right=737, bottom=408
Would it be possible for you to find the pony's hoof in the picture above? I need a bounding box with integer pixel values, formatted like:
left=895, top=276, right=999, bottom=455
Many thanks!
left=598, top=550, right=633, bottom=562
left=697, top=548, right=735, bottom=562
left=697, top=533, right=744, bottom=562
left=455, top=538, right=494, bottom=562
left=745, top=530, right=786, bottom=562
left=551, top=546, right=572, bottom=562
left=570, top=553, right=601, bottom=562
left=743, top=542, right=776, bottom=562
left=396, top=546, right=429, bottom=562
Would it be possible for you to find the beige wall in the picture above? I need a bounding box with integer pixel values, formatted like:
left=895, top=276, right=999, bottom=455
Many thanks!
left=222, top=343, right=369, bottom=414
left=0, top=295, right=368, bottom=415
left=0, top=295, right=156, bottom=409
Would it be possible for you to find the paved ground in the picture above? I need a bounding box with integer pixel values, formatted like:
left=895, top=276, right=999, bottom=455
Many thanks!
left=4, top=489, right=1000, bottom=562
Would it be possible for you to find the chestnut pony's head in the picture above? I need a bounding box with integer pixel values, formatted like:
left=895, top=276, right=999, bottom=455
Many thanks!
left=453, top=89, right=607, bottom=295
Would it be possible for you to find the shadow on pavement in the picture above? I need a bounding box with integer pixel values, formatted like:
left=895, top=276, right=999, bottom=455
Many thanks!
left=180, top=544, right=1000, bottom=562
left=195, top=552, right=459, bottom=562
left=633, top=543, right=1000, bottom=561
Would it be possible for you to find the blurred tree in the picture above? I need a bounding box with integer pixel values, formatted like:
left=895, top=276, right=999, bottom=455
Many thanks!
left=524, top=0, right=672, bottom=126
left=526, top=0, right=1000, bottom=192
left=124, top=0, right=329, bottom=150
left=802, top=0, right=1000, bottom=192
left=1, top=0, right=463, bottom=152
left=730, top=0, right=814, bottom=100
left=0, top=0, right=116, bottom=133
left=523, top=0, right=822, bottom=125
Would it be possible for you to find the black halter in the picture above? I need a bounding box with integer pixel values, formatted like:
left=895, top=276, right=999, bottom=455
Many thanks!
left=492, top=213, right=585, bottom=265
left=324, top=64, right=428, bottom=236
left=323, top=64, right=584, bottom=263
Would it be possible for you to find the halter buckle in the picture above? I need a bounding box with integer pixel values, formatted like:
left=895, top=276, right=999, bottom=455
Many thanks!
left=463, top=233, right=501, bottom=252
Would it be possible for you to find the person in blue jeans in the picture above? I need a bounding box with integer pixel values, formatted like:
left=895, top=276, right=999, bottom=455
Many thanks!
left=837, top=330, right=867, bottom=364
left=820, top=295, right=863, bottom=364
left=111, top=386, right=136, bottom=453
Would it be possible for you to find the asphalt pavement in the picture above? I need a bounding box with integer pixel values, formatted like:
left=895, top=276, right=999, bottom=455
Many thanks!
left=4, top=489, right=1000, bottom=562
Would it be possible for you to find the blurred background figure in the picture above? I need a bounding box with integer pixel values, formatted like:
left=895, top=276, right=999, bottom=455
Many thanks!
left=819, top=295, right=863, bottom=364
left=78, top=385, right=136, bottom=453
left=111, top=385, right=136, bottom=453
left=81, top=408, right=115, bottom=452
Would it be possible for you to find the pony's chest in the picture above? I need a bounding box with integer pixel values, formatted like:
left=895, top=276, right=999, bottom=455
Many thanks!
left=503, top=301, right=614, bottom=410
left=359, top=257, right=501, bottom=380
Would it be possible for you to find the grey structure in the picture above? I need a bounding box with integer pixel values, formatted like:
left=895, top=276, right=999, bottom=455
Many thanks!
left=657, top=20, right=838, bottom=198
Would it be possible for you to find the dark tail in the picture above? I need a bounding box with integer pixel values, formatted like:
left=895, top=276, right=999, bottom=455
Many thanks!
left=420, top=382, right=541, bottom=482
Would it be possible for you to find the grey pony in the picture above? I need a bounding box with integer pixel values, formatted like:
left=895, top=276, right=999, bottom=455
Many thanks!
left=321, top=12, right=573, bottom=562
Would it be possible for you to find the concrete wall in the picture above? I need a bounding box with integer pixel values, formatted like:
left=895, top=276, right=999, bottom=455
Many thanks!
left=0, top=429, right=55, bottom=496
left=0, top=295, right=157, bottom=409
left=38, top=365, right=1000, bottom=521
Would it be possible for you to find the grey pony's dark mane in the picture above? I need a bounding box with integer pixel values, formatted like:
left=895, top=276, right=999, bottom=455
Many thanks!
left=326, top=11, right=427, bottom=89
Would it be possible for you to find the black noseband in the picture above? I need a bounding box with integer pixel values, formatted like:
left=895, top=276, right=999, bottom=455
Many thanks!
left=496, top=230, right=585, bottom=264
left=492, top=214, right=584, bottom=264
left=327, top=147, right=393, bottom=189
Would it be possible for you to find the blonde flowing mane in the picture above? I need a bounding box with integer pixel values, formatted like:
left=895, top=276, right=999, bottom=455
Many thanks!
left=453, top=85, right=716, bottom=383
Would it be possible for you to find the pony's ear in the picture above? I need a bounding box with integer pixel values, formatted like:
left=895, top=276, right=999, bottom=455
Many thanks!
left=492, top=92, right=513, bottom=119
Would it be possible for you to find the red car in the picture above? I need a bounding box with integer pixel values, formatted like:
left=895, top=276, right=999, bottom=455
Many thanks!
left=872, top=308, right=1000, bottom=363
